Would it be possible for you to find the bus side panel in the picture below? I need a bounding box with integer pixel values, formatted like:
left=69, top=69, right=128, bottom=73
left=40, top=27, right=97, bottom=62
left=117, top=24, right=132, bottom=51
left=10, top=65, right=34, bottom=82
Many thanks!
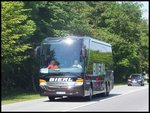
left=84, top=38, right=114, bottom=96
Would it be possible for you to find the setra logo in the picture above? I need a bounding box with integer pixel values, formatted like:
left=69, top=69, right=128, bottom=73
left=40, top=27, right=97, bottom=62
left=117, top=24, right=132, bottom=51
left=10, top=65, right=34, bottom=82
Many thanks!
left=49, top=78, right=72, bottom=82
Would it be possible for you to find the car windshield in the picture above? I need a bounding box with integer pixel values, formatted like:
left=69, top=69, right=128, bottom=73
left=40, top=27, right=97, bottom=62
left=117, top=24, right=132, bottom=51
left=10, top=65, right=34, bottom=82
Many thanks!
left=131, top=74, right=142, bottom=79
left=40, top=38, right=83, bottom=73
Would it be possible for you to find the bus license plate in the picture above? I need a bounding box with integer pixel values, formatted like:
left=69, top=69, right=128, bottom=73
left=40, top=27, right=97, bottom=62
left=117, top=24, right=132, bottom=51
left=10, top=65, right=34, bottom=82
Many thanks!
left=56, top=92, right=66, bottom=94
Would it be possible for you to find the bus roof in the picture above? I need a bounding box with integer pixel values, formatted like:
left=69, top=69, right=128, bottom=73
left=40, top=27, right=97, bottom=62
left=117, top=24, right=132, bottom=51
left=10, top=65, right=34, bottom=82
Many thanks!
left=42, top=36, right=112, bottom=47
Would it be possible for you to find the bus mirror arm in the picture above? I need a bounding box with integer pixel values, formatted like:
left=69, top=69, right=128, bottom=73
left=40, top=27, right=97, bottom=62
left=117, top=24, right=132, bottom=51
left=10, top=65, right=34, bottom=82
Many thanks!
left=81, top=48, right=86, bottom=58
left=34, top=46, right=41, bottom=58
left=80, top=49, right=86, bottom=62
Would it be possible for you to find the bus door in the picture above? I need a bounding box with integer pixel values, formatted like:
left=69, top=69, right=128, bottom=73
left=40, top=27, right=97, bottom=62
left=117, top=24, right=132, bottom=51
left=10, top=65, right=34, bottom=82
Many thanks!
left=93, top=63, right=106, bottom=92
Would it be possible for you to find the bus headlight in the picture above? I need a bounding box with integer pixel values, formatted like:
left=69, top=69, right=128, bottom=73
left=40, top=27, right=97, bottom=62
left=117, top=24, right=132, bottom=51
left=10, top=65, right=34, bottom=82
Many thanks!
left=75, top=79, right=84, bottom=86
left=39, top=79, right=46, bottom=86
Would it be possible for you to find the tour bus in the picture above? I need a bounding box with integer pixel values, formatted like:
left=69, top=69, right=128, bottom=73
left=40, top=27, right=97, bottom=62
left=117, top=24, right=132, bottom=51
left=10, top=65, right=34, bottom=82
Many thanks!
left=35, top=36, right=114, bottom=101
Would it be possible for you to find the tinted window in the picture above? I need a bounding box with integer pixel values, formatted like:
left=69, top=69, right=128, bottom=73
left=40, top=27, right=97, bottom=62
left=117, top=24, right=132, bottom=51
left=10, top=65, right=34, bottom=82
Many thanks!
left=131, top=74, right=142, bottom=79
left=87, top=41, right=113, bottom=75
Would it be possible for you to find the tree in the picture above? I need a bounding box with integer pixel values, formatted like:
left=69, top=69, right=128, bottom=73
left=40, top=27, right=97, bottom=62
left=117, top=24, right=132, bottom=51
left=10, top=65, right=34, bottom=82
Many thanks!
left=2, top=1, right=36, bottom=65
left=138, top=19, right=149, bottom=73
left=1, top=1, right=36, bottom=93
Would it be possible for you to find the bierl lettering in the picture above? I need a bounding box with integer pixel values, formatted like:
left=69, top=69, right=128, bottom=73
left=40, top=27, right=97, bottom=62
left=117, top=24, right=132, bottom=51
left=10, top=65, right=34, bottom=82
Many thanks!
left=49, top=78, right=72, bottom=82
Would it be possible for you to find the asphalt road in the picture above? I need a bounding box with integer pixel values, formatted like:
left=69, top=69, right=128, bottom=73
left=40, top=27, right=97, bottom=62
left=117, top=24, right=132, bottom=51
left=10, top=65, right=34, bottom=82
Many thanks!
left=1, top=85, right=149, bottom=112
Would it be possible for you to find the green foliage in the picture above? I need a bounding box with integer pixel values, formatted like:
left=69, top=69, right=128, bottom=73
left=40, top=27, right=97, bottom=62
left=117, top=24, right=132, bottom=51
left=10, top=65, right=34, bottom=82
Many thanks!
left=1, top=1, right=36, bottom=94
left=66, top=2, right=93, bottom=35
left=2, top=1, right=36, bottom=64
left=24, top=1, right=93, bottom=39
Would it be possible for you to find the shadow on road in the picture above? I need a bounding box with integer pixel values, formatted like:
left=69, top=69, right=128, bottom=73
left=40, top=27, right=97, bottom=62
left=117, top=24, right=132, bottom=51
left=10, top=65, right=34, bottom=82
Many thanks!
left=43, top=93, right=121, bottom=103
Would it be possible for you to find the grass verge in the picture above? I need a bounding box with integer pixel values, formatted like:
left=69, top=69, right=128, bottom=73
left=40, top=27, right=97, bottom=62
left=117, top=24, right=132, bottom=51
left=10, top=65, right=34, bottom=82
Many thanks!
left=2, top=92, right=45, bottom=105
left=114, top=83, right=127, bottom=86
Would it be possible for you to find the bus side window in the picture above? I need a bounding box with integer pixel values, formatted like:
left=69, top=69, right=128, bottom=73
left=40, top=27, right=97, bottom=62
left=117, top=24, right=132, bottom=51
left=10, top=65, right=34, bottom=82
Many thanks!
left=93, top=63, right=97, bottom=76
left=98, top=64, right=106, bottom=75
left=93, top=63, right=102, bottom=76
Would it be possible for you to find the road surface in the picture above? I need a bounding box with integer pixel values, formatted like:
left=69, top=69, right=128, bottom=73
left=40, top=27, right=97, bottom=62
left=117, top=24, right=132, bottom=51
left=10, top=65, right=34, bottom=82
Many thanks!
left=1, top=85, right=149, bottom=112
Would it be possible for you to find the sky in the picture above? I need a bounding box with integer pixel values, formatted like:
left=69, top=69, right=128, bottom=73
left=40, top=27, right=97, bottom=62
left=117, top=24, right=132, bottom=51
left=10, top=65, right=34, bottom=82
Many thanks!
left=139, top=1, right=149, bottom=21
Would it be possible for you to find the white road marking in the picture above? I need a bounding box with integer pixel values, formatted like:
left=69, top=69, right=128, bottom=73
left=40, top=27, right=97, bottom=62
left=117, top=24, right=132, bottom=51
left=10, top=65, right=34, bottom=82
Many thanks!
left=63, top=101, right=97, bottom=111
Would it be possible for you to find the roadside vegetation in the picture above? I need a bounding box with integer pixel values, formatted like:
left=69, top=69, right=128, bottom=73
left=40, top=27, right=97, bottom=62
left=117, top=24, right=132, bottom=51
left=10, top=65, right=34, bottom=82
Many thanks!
left=1, top=89, right=44, bottom=105
left=2, top=93, right=43, bottom=105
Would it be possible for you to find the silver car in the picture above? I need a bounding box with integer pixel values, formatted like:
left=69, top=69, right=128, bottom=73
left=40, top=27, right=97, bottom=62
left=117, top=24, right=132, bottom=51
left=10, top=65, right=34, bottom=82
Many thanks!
left=127, top=74, right=144, bottom=86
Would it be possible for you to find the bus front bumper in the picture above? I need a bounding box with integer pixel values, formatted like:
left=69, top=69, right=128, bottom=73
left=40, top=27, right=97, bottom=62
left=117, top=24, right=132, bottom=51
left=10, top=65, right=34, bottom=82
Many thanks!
left=40, top=85, right=84, bottom=97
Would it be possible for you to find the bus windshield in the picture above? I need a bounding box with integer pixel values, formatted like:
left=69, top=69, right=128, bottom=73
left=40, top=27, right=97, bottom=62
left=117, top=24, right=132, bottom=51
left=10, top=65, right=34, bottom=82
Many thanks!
left=40, top=39, right=83, bottom=73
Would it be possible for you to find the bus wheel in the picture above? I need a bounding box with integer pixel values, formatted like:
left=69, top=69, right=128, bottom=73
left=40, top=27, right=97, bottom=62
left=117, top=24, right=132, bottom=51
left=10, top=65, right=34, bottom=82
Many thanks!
left=101, top=83, right=108, bottom=97
left=86, top=86, right=93, bottom=101
left=106, top=85, right=110, bottom=96
left=48, top=96, right=55, bottom=101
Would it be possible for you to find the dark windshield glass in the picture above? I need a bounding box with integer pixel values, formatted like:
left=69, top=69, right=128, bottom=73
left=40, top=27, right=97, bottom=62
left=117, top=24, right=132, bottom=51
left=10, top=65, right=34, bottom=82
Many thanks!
left=131, top=74, right=141, bottom=79
left=40, top=39, right=83, bottom=73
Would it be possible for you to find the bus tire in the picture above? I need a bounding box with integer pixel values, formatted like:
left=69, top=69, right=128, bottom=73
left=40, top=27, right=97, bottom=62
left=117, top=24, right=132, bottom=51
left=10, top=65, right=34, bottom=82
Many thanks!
left=48, top=96, right=55, bottom=101
left=106, top=83, right=110, bottom=96
left=101, top=83, right=108, bottom=97
left=86, top=85, right=93, bottom=101
left=106, top=87, right=110, bottom=96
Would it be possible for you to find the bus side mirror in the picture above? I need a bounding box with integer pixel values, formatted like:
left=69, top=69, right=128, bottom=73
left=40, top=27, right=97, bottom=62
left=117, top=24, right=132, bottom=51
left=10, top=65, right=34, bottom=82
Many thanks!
left=34, top=46, right=41, bottom=58
left=80, top=47, right=86, bottom=62
left=81, top=47, right=86, bottom=58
